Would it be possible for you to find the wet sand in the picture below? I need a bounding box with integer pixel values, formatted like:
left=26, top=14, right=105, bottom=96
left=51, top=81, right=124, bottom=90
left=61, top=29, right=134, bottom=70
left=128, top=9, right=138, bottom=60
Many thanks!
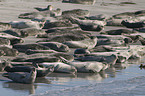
left=0, top=0, right=145, bottom=96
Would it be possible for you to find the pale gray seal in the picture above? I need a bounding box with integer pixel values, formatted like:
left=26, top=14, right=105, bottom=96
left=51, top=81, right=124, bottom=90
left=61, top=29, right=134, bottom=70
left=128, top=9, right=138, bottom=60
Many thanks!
left=39, top=62, right=77, bottom=74
left=60, top=56, right=109, bottom=73
left=63, top=36, right=97, bottom=49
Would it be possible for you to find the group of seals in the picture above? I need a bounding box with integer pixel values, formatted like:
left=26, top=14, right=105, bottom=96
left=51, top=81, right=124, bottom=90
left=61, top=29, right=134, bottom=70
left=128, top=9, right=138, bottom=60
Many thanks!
left=1, top=4, right=145, bottom=84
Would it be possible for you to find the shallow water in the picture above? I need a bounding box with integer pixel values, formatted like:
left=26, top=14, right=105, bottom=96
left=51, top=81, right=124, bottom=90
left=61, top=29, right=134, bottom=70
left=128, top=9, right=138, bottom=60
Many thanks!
left=0, top=0, right=145, bottom=96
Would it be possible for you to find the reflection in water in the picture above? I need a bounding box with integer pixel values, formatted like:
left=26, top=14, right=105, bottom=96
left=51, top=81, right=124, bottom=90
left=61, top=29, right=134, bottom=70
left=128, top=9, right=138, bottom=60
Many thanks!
left=105, top=66, right=116, bottom=78
left=2, top=82, right=37, bottom=95
left=48, top=72, right=107, bottom=82
left=35, top=77, right=51, bottom=84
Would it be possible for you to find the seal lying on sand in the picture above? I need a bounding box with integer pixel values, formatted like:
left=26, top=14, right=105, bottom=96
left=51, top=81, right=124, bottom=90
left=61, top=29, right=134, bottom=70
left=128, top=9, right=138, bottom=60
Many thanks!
left=39, top=62, right=77, bottom=74
left=0, top=38, right=10, bottom=46
left=101, top=29, right=137, bottom=35
left=25, top=49, right=57, bottom=55
left=0, top=33, right=24, bottom=45
left=2, top=68, right=37, bottom=84
left=0, top=46, right=19, bottom=56
left=90, top=45, right=115, bottom=52
left=34, top=5, right=53, bottom=11
left=36, top=31, right=91, bottom=43
left=121, top=20, right=145, bottom=30
left=79, top=23, right=104, bottom=31
left=63, top=36, right=97, bottom=49
left=62, top=9, right=90, bottom=16
left=62, top=0, right=96, bottom=5
left=38, top=42, right=70, bottom=52
left=42, top=20, right=72, bottom=29
left=13, top=43, right=50, bottom=52
left=60, top=56, right=109, bottom=73
left=75, top=54, right=118, bottom=65
left=12, top=52, right=74, bottom=62
left=0, top=22, right=11, bottom=31
left=9, top=21, right=44, bottom=29
left=74, top=48, right=90, bottom=57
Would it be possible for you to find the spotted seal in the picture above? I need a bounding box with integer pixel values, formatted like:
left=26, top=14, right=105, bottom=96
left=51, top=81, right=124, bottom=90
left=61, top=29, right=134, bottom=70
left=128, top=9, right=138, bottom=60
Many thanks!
left=63, top=36, right=97, bottom=49
left=102, top=29, right=137, bottom=35
left=0, top=46, right=19, bottom=56
left=25, top=49, right=57, bottom=55
left=2, top=68, right=37, bottom=84
left=60, top=56, right=109, bottom=73
left=75, top=54, right=118, bottom=65
left=39, top=62, right=77, bottom=74
left=4, top=63, right=54, bottom=77
left=9, top=21, right=44, bottom=29
left=38, top=42, right=70, bottom=52
left=13, top=43, right=50, bottom=52
left=62, top=9, right=90, bottom=16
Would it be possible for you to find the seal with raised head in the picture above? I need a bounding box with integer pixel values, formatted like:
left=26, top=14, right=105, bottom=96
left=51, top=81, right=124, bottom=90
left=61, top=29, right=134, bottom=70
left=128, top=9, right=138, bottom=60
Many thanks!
left=34, top=5, right=53, bottom=11
left=2, top=68, right=37, bottom=84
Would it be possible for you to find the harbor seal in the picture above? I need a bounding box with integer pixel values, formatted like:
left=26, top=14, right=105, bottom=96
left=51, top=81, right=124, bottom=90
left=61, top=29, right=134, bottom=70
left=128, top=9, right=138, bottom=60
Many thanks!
left=34, top=5, right=53, bottom=11
left=38, top=42, right=70, bottom=52
left=0, top=46, right=19, bottom=56
left=13, top=43, right=50, bottom=52
left=2, top=68, right=37, bottom=84
left=63, top=36, right=97, bottom=49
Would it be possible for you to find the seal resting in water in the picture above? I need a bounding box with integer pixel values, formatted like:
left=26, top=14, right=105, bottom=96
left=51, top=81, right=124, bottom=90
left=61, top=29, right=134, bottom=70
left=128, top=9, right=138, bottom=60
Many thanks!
left=2, top=68, right=37, bottom=84
left=4, top=63, right=54, bottom=77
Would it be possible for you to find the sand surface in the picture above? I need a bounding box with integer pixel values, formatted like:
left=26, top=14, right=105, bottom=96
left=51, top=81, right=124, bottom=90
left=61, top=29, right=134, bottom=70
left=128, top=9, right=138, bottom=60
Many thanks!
left=0, top=0, right=145, bottom=96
